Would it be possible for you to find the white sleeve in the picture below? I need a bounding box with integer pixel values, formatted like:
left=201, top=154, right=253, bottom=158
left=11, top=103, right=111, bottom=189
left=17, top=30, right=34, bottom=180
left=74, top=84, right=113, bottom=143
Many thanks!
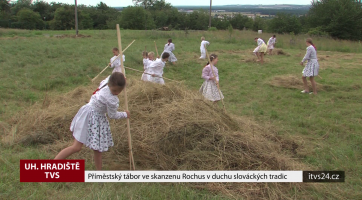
left=106, top=96, right=128, bottom=119
left=110, top=57, right=119, bottom=68
left=110, top=58, right=114, bottom=68
left=257, top=39, right=263, bottom=46
left=148, top=61, right=158, bottom=68
left=206, top=41, right=210, bottom=45
left=302, top=47, right=312, bottom=63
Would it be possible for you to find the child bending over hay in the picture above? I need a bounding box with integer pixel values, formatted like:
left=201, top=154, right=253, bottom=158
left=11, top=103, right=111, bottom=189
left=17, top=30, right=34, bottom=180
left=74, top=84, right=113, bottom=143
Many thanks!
left=199, top=36, right=210, bottom=59
left=141, top=51, right=156, bottom=82
left=199, top=54, right=224, bottom=102
left=253, top=37, right=267, bottom=64
left=108, top=47, right=125, bottom=73
left=148, top=52, right=170, bottom=85
left=300, top=38, right=319, bottom=95
left=54, top=72, right=130, bottom=170
left=161, top=39, right=177, bottom=64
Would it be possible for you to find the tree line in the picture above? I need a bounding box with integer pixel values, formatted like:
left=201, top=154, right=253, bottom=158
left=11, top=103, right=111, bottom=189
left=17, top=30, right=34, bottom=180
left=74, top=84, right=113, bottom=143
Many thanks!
left=0, top=0, right=361, bottom=40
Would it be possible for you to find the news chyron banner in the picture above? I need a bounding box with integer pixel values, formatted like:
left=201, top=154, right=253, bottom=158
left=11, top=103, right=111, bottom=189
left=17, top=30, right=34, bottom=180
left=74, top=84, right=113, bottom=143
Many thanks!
left=20, top=160, right=345, bottom=183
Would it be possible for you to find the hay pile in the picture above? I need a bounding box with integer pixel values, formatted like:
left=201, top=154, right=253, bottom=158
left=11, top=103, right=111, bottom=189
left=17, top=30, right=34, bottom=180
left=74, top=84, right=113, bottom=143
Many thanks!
left=274, top=49, right=290, bottom=56
left=1, top=77, right=312, bottom=199
left=53, top=34, right=91, bottom=38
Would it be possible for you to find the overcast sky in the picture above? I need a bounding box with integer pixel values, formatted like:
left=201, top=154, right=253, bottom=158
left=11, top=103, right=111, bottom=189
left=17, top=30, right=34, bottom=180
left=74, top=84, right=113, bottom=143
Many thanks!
left=41, top=0, right=312, bottom=7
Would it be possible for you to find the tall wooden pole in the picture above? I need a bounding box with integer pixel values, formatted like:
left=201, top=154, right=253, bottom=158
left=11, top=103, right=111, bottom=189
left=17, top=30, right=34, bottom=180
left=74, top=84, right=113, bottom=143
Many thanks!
left=75, top=0, right=78, bottom=36
left=209, top=0, right=212, bottom=28
left=116, top=24, right=135, bottom=170
left=154, top=41, right=159, bottom=58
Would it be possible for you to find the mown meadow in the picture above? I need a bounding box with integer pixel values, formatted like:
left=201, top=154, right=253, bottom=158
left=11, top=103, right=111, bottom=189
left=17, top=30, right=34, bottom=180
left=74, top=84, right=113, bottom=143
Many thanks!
left=0, top=28, right=361, bottom=199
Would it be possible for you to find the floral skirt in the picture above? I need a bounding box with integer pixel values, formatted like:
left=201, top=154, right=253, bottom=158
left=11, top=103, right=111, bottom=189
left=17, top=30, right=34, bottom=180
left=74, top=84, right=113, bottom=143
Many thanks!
left=161, top=51, right=177, bottom=62
left=302, top=59, right=319, bottom=77
left=199, top=80, right=224, bottom=101
left=70, top=104, right=114, bottom=152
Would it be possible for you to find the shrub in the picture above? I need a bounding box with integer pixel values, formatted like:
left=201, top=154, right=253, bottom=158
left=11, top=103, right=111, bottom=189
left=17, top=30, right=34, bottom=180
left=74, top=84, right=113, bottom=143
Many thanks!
left=308, top=27, right=329, bottom=37
left=208, top=27, right=217, bottom=31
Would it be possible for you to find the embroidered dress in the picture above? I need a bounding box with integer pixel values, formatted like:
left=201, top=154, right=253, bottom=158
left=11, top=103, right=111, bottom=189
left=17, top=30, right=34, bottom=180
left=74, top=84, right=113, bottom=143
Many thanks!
left=70, top=86, right=127, bottom=152
left=267, top=37, right=276, bottom=50
left=199, top=64, right=224, bottom=101
left=200, top=40, right=210, bottom=59
left=110, top=55, right=125, bottom=73
left=148, top=58, right=165, bottom=84
left=302, top=46, right=319, bottom=77
left=161, top=43, right=177, bottom=62
left=253, top=38, right=267, bottom=54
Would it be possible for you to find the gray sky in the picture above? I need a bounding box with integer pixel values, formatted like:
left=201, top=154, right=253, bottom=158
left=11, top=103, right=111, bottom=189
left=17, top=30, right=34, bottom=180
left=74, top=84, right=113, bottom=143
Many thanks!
left=42, top=0, right=312, bottom=7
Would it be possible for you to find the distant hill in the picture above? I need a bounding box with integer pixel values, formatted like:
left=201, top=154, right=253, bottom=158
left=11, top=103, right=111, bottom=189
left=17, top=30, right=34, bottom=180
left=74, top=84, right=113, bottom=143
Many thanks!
left=115, top=4, right=310, bottom=15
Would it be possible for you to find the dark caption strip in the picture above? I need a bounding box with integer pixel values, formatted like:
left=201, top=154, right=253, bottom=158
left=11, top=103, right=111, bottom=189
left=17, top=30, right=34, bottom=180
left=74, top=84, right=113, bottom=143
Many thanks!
left=303, top=171, right=345, bottom=182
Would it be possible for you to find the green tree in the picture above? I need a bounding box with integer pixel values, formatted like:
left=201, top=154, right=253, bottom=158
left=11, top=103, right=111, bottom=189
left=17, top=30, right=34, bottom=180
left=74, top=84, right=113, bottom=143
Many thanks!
left=88, top=2, right=121, bottom=29
left=119, top=6, right=155, bottom=29
left=268, top=13, right=302, bottom=34
left=252, top=16, right=266, bottom=32
left=307, top=0, right=362, bottom=40
left=79, top=11, right=93, bottom=29
left=229, top=13, right=254, bottom=30
left=10, top=0, right=31, bottom=15
left=0, top=0, right=10, bottom=14
left=17, top=8, right=43, bottom=29
left=0, top=0, right=11, bottom=26
left=50, top=5, right=76, bottom=30
left=32, top=0, right=52, bottom=20
left=187, top=10, right=209, bottom=30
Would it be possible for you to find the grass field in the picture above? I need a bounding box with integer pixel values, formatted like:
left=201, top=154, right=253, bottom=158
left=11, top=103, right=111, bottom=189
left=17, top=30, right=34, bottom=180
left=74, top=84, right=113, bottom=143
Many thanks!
left=0, top=28, right=361, bottom=199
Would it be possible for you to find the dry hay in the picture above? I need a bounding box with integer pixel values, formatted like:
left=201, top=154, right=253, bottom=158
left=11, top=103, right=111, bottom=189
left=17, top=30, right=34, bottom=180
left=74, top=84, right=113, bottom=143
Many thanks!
left=1, top=77, right=315, bottom=199
left=268, top=75, right=335, bottom=92
left=274, top=49, right=290, bottom=56
left=53, top=34, right=91, bottom=38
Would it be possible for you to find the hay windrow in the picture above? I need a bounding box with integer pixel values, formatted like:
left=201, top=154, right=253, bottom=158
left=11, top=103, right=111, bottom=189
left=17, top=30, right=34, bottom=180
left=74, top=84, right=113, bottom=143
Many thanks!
left=1, top=77, right=314, bottom=199
left=274, top=49, right=290, bottom=56
left=268, top=74, right=336, bottom=91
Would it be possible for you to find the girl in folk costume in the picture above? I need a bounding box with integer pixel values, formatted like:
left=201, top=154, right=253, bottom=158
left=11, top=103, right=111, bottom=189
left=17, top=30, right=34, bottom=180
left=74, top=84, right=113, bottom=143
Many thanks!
left=267, top=35, right=276, bottom=55
left=253, top=37, right=268, bottom=64
left=108, top=48, right=125, bottom=73
left=141, top=51, right=156, bottom=81
left=148, top=52, right=170, bottom=85
left=54, top=72, right=130, bottom=170
left=200, top=36, right=210, bottom=59
left=199, top=54, right=224, bottom=102
left=300, top=38, right=319, bottom=95
left=161, top=39, right=177, bottom=64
